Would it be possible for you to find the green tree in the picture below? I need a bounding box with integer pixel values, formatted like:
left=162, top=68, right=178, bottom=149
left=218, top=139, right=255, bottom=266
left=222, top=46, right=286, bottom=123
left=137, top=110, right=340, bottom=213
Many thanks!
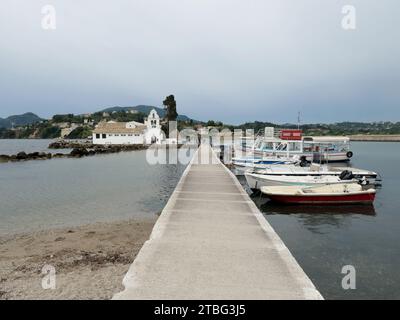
left=66, top=126, right=93, bottom=139
left=162, top=95, right=178, bottom=138
left=163, top=95, right=178, bottom=122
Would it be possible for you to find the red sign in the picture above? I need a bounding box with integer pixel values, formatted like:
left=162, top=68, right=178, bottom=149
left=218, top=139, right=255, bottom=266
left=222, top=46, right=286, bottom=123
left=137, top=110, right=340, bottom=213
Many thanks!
left=279, top=129, right=302, bottom=140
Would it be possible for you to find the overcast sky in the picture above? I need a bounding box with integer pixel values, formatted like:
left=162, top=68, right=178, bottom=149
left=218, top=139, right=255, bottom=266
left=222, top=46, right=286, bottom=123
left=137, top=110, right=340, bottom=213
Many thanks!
left=0, top=0, right=399, bottom=124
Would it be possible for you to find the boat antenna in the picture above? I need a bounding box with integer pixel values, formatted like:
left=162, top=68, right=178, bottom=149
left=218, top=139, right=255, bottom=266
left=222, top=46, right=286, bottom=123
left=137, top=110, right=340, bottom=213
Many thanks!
left=297, top=111, right=301, bottom=130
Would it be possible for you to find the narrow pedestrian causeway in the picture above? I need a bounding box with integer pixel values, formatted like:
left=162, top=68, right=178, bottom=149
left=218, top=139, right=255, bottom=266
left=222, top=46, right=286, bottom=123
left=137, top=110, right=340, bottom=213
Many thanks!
left=114, top=144, right=322, bottom=300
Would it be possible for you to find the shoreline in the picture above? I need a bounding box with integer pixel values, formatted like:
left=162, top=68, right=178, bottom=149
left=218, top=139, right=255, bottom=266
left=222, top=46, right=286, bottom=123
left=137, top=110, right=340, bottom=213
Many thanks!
left=0, top=217, right=156, bottom=300
left=349, top=135, right=400, bottom=142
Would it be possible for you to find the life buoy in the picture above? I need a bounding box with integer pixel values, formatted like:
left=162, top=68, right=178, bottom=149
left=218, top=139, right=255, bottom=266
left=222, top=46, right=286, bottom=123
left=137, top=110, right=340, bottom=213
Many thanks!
left=346, top=151, right=353, bottom=158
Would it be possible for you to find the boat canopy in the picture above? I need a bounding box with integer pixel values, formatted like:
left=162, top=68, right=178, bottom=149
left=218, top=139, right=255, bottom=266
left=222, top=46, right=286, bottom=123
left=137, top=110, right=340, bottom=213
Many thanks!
left=303, top=136, right=350, bottom=143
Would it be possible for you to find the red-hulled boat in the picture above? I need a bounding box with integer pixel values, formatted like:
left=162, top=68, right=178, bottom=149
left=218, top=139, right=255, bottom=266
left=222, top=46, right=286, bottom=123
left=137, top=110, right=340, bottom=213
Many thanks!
left=261, top=183, right=376, bottom=205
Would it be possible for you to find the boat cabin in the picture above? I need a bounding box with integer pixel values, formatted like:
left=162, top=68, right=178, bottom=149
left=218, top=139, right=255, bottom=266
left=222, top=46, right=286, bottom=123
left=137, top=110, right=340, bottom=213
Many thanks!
left=251, top=128, right=352, bottom=162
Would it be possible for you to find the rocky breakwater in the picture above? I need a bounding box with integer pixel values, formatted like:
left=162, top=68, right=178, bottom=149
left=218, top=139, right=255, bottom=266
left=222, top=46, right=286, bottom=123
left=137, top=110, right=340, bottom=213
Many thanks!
left=48, top=140, right=93, bottom=149
left=0, top=151, right=52, bottom=163
left=67, top=144, right=148, bottom=159
left=0, top=142, right=148, bottom=163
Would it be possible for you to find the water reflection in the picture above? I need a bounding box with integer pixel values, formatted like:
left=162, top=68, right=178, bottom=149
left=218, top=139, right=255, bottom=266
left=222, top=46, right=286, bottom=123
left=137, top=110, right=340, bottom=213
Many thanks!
left=249, top=191, right=376, bottom=234
left=259, top=200, right=376, bottom=216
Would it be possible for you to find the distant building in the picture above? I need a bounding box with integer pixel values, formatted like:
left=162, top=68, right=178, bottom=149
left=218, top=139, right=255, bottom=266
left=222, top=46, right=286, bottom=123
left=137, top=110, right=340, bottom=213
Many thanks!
left=93, top=109, right=164, bottom=145
left=83, top=118, right=94, bottom=125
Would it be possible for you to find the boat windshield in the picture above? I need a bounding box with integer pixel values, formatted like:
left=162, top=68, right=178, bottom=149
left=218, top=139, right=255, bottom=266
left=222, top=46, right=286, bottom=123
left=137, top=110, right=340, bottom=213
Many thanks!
left=260, top=142, right=274, bottom=151
left=275, top=143, right=287, bottom=151
left=311, top=142, right=350, bottom=152
left=302, top=137, right=350, bottom=153
left=287, top=141, right=302, bottom=152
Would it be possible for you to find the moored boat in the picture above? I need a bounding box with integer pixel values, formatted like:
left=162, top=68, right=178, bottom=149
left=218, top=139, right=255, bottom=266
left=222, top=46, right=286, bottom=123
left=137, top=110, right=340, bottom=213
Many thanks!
left=245, top=171, right=360, bottom=190
left=232, top=155, right=301, bottom=175
left=243, top=128, right=354, bottom=163
left=261, top=184, right=376, bottom=205
left=244, top=163, right=379, bottom=190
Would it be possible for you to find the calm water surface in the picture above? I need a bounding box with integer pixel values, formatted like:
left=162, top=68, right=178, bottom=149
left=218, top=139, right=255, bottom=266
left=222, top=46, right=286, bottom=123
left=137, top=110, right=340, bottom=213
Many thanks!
left=241, top=142, right=400, bottom=299
left=0, top=145, right=186, bottom=236
left=0, top=139, right=73, bottom=155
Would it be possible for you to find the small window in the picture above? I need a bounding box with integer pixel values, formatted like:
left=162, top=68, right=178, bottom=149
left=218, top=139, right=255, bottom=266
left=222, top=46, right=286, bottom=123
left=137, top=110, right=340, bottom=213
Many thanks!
left=128, top=134, right=133, bottom=136
left=102, top=134, right=106, bottom=139
left=135, top=133, right=140, bottom=136
left=115, top=134, right=119, bottom=136
left=96, top=134, right=100, bottom=139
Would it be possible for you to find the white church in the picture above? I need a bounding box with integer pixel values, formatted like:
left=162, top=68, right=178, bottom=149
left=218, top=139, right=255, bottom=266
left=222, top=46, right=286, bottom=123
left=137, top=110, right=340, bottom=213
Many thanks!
left=92, top=109, right=164, bottom=145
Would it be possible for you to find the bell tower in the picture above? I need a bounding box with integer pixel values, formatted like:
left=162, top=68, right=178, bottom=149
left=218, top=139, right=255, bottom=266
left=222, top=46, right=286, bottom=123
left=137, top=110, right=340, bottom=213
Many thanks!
left=146, top=109, right=160, bottom=129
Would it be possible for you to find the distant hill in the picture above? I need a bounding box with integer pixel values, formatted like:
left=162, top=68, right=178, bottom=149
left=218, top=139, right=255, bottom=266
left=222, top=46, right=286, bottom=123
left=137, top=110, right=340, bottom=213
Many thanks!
left=234, top=121, right=400, bottom=136
left=0, top=112, right=43, bottom=129
left=99, top=105, right=192, bottom=121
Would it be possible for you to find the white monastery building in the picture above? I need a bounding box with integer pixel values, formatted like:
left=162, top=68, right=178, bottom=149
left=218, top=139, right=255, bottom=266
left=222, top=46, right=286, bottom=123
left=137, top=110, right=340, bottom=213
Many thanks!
left=93, top=109, right=164, bottom=145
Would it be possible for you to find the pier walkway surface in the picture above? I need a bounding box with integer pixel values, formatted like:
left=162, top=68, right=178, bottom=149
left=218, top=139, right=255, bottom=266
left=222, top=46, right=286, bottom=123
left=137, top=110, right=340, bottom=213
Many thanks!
left=114, top=144, right=322, bottom=300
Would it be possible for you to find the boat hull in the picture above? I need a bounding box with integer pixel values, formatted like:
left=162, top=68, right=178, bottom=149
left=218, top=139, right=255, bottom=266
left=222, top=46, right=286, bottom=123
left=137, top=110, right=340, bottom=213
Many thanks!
left=245, top=172, right=357, bottom=190
left=249, top=150, right=350, bottom=162
left=266, top=193, right=376, bottom=205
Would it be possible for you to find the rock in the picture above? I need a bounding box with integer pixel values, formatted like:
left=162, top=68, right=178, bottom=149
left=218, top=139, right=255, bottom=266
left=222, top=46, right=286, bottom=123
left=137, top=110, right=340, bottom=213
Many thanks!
left=16, top=152, right=28, bottom=160
left=53, top=153, right=66, bottom=158
left=0, top=154, right=10, bottom=163
left=70, top=148, right=89, bottom=157
left=28, top=152, right=40, bottom=158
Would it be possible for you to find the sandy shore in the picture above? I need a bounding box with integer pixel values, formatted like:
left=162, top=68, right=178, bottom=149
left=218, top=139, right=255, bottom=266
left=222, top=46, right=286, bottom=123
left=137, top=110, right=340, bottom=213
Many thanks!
left=0, top=218, right=156, bottom=300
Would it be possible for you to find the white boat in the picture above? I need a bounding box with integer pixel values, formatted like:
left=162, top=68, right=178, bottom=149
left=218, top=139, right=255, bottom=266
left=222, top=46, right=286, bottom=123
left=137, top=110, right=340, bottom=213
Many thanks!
left=260, top=184, right=376, bottom=205
left=232, top=155, right=300, bottom=175
left=241, top=128, right=354, bottom=163
left=245, top=172, right=359, bottom=190
left=245, top=163, right=379, bottom=190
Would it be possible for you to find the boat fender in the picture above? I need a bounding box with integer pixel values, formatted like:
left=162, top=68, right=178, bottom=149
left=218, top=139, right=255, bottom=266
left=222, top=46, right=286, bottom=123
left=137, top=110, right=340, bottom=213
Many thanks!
left=346, top=151, right=353, bottom=158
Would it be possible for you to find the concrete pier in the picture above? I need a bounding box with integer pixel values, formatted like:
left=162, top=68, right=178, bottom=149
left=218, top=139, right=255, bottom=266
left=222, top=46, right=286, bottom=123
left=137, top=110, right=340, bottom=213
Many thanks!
left=114, top=144, right=322, bottom=300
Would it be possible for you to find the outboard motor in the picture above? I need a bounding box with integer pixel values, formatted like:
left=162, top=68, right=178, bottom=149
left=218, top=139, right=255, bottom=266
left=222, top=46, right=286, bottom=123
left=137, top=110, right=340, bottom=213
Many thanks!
left=339, top=170, right=354, bottom=180
left=299, top=156, right=308, bottom=167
